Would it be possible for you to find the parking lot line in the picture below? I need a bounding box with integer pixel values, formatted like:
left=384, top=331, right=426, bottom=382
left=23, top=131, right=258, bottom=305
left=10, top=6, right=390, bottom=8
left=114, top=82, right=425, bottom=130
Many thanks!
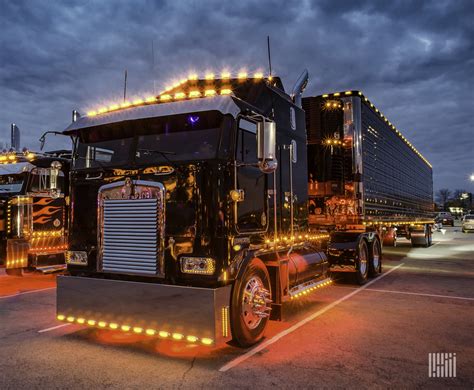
left=359, top=288, right=474, bottom=301
left=38, top=323, right=71, bottom=333
left=0, top=287, right=56, bottom=300
left=219, top=263, right=405, bottom=372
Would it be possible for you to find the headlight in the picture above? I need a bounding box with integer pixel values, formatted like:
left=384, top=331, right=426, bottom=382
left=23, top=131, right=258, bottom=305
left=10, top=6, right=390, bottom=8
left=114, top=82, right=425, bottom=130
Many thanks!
left=66, top=251, right=88, bottom=265
left=180, top=257, right=215, bottom=275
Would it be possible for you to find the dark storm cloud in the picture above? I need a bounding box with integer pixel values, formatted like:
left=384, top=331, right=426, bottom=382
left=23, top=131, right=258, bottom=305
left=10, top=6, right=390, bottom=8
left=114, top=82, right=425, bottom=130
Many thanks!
left=0, top=0, right=472, bottom=192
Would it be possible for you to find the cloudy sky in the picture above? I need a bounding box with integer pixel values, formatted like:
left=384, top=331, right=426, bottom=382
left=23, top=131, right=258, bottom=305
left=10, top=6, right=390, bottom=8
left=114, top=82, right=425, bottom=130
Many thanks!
left=0, top=0, right=472, bottom=192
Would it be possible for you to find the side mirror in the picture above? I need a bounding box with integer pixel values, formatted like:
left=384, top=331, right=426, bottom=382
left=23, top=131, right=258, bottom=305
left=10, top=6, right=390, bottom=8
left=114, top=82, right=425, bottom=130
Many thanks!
left=50, top=161, right=62, bottom=195
left=257, top=121, right=278, bottom=173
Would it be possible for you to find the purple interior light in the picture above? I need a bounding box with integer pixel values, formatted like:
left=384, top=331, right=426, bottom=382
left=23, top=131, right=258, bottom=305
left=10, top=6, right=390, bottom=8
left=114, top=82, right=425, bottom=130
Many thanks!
left=188, top=115, right=200, bottom=125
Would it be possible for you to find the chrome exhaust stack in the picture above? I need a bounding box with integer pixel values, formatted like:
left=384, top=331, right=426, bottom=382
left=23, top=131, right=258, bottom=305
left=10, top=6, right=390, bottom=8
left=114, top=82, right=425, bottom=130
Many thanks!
left=291, top=69, right=309, bottom=108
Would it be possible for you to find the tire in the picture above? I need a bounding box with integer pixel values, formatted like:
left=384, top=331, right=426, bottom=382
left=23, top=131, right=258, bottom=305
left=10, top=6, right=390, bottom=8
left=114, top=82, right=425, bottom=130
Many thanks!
left=355, top=240, right=369, bottom=285
left=231, top=258, right=272, bottom=347
left=425, top=226, right=432, bottom=247
left=369, top=238, right=382, bottom=277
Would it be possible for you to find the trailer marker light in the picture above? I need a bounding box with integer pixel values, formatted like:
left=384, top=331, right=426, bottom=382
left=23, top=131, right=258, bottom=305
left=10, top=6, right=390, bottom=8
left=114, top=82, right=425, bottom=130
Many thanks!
left=133, top=327, right=143, bottom=333
left=77, top=318, right=85, bottom=324
left=109, top=323, right=119, bottom=329
left=57, top=314, right=65, bottom=321
left=188, top=90, right=201, bottom=98
left=66, top=316, right=75, bottom=322
left=160, top=94, right=172, bottom=101
left=345, top=91, right=352, bottom=95
left=98, top=321, right=107, bottom=328
left=201, top=338, right=213, bottom=345
left=121, top=325, right=131, bottom=332
left=145, top=329, right=156, bottom=336
left=174, top=92, right=186, bottom=100
left=186, top=335, right=198, bottom=343
left=220, top=89, right=232, bottom=95
left=172, top=333, right=184, bottom=340
left=333, top=92, right=340, bottom=96
left=87, top=319, right=96, bottom=326
left=159, top=331, right=170, bottom=338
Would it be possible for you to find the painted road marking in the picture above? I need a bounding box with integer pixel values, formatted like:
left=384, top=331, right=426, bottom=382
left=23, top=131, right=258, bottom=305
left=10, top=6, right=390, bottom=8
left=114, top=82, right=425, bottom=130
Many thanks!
left=219, top=263, right=405, bottom=372
left=0, top=287, right=56, bottom=300
left=38, top=323, right=71, bottom=333
left=335, top=286, right=474, bottom=301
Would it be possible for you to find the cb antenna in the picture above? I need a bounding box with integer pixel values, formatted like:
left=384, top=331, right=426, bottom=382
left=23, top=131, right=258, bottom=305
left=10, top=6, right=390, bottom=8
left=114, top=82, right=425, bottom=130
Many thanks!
left=267, top=35, right=272, bottom=77
left=123, top=69, right=128, bottom=102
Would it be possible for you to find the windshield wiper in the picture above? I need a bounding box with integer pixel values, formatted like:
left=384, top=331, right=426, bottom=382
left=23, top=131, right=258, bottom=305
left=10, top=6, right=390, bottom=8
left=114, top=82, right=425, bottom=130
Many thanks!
left=137, top=149, right=177, bottom=169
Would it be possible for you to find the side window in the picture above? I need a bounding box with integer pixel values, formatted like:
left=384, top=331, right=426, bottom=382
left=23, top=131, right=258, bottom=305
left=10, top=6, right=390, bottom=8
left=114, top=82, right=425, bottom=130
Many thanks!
left=235, top=119, right=267, bottom=232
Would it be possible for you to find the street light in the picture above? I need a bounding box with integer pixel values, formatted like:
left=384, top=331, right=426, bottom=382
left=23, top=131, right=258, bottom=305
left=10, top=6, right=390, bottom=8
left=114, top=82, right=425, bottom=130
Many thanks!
left=470, top=174, right=474, bottom=182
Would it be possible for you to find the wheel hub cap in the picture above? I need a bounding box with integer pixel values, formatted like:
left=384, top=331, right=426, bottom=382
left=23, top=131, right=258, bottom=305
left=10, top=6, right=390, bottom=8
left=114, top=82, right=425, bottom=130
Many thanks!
left=241, top=277, right=272, bottom=329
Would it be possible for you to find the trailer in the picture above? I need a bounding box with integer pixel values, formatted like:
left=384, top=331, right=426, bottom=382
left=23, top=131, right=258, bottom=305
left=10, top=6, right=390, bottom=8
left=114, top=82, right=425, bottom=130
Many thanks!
left=56, top=72, right=432, bottom=347
left=0, top=150, right=70, bottom=275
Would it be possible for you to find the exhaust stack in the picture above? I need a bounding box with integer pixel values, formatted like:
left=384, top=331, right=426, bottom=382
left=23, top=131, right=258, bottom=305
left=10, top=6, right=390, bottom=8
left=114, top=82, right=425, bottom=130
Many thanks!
left=291, top=69, right=309, bottom=108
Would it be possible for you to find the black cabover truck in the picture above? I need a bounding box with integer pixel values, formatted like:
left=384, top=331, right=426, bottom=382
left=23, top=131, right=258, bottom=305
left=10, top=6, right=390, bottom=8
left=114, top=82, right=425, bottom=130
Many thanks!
left=0, top=150, right=70, bottom=275
left=56, top=73, right=432, bottom=347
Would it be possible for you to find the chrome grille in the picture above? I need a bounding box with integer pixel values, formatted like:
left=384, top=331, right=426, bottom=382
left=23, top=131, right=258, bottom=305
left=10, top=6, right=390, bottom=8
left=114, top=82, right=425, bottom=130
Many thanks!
left=102, top=199, right=159, bottom=275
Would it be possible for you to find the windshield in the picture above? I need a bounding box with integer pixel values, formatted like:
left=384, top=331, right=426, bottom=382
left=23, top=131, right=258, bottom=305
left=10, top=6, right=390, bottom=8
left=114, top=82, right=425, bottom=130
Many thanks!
left=74, top=111, right=232, bottom=169
left=0, top=174, right=24, bottom=193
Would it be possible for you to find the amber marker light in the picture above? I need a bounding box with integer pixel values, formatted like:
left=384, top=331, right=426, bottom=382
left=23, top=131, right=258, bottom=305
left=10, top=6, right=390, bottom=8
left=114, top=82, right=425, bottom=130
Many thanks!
left=237, top=71, right=247, bottom=79
left=254, top=72, right=264, bottom=79
left=188, top=73, right=198, bottom=80
left=121, top=325, right=131, bottom=332
left=87, top=319, right=96, bottom=326
left=98, top=107, right=108, bottom=114
left=159, top=331, right=170, bottom=338
left=160, top=94, right=172, bottom=101
left=133, top=327, right=143, bottom=333
left=188, top=90, right=201, bottom=98
left=201, top=338, right=213, bottom=345
left=66, top=316, right=75, bottom=322
left=98, top=321, right=107, bottom=328
left=87, top=111, right=97, bottom=117
left=221, top=71, right=231, bottom=79
left=174, top=92, right=186, bottom=100
left=121, top=101, right=131, bottom=108
left=204, top=89, right=216, bottom=97
left=57, top=314, right=65, bottom=321
left=172, top=333, right=184, bottom=340
left=186, top=335, right=198, bottom=343
left=109, top=323, right=119, bottom=329
left=146, top=96, right=157, bottom=103
left=205, top=73, right=215, bottom=80
left=109, top=104, right=119, bottom=111
left=220, top=89, right=232, bottom=95
left=77, top=318, right=86, bottom=324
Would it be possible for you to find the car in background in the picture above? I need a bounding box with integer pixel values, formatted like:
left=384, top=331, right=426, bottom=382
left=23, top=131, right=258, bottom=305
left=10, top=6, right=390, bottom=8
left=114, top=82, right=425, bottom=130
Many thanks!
left=461, top=215, right=474, bottom=233
left=435, top=212, right=454, bottom=226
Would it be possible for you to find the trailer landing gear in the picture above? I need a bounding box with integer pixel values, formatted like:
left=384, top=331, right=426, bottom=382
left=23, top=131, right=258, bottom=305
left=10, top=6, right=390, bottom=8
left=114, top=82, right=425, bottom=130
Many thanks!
left=231, top=258, right=272, bottom=347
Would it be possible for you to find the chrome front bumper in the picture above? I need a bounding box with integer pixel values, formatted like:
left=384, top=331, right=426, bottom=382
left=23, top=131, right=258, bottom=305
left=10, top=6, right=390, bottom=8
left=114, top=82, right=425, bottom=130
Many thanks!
left=56, top=275, right=232, bottom=347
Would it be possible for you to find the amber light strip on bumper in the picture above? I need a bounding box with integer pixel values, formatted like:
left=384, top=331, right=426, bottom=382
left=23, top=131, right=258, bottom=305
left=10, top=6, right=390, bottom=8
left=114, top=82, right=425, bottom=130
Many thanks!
left=56, top=315, right=214, bottom=346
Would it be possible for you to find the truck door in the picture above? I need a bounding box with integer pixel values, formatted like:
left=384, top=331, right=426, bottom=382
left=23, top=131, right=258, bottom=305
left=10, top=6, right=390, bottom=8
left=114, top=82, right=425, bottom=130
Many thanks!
left=235, top=119, right=268, bottom=233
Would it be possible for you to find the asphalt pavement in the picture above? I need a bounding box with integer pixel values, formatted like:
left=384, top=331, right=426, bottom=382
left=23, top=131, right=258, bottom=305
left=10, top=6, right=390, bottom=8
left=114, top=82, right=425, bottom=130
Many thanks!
left=0, top=224, right=473, bottom=389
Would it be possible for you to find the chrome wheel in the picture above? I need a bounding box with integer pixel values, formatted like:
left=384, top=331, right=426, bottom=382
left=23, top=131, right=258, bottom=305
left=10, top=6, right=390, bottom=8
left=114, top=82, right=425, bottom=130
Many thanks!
left=372, top=242, right=380, bottom=269
left=241, top=276, right=271, bottom=330
left=359, top=246, right=368, bottom=275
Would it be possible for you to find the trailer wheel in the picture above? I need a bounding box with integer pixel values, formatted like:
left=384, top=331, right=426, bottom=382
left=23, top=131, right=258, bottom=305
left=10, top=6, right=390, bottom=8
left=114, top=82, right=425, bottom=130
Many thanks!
left=231, top=258, right=272, bottom=347
left=369, top=238, right=382, bottom=277
left=355, top=240, right=369, bottom=285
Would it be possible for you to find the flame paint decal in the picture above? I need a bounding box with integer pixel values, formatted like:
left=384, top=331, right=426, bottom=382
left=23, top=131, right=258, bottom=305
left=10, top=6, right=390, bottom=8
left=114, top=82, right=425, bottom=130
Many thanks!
left=33, top=197, right=65, bottom=228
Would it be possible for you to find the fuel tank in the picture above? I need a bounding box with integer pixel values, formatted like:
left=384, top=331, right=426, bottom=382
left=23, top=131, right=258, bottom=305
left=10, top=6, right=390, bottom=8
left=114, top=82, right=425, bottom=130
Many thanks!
left=287, top=248, right=328, bottom=287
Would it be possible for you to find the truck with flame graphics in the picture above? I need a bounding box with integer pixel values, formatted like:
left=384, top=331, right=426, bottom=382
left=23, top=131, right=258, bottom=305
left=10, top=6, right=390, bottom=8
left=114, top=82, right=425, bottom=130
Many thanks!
left=0, top=151, right=70, bottom=275
left=56, top=71, right=433, bottom=347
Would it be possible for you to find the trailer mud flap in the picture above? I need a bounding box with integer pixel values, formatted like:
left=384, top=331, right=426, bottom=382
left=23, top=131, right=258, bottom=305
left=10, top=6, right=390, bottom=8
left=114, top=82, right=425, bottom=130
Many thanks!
left=56, top=276, right=232, bottom=347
